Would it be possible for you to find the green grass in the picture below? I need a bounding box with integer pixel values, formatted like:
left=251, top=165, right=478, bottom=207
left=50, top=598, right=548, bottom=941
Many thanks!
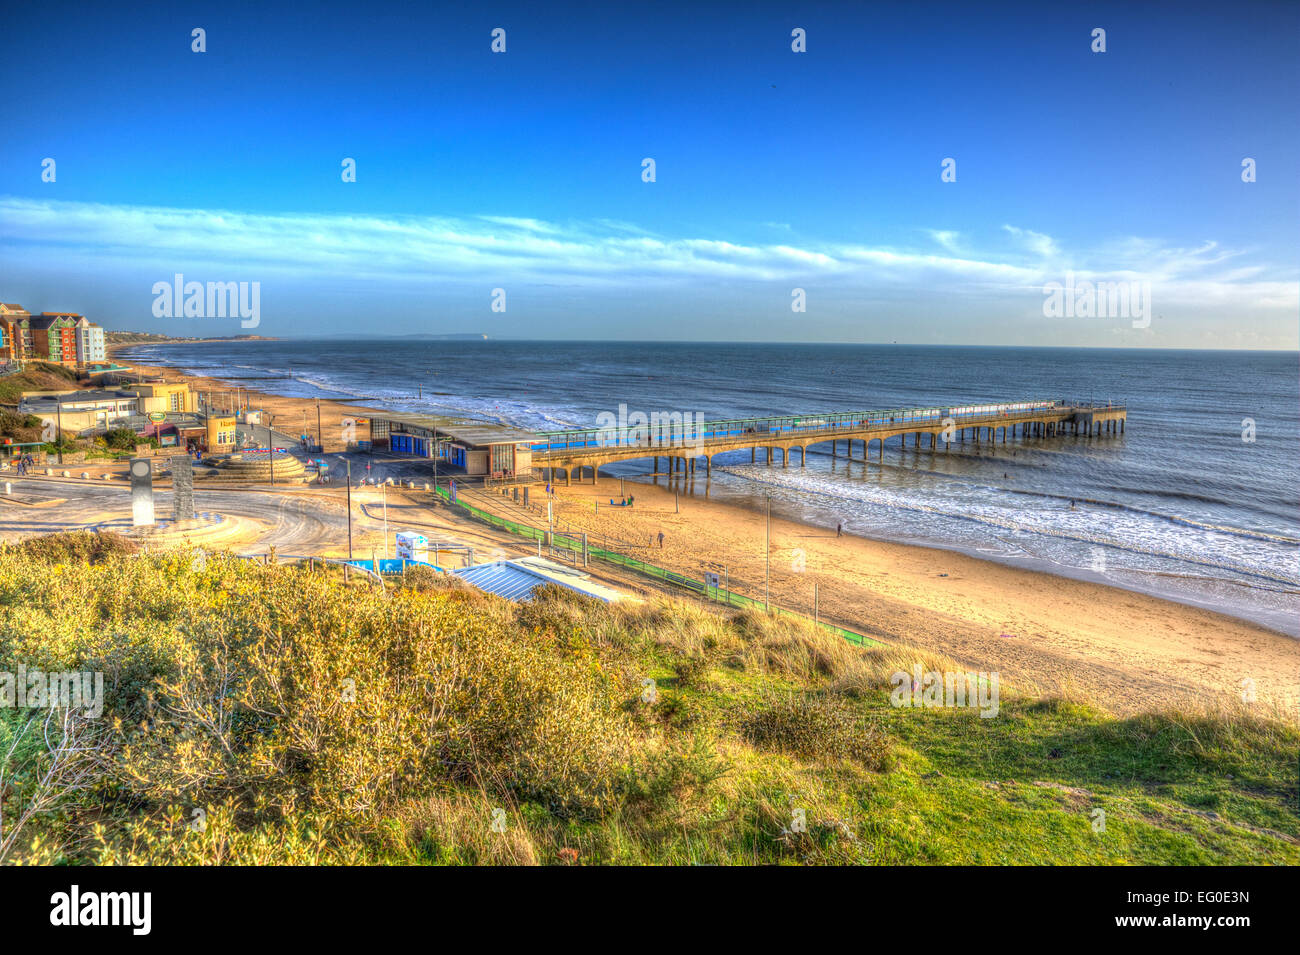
left=0, top=532, right=1294, bottom=866
left=0, top=362, right=80, bottom=405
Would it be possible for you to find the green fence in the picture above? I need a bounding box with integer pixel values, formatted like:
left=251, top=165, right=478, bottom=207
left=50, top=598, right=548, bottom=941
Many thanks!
left=436, top=485, right=879, bottom=647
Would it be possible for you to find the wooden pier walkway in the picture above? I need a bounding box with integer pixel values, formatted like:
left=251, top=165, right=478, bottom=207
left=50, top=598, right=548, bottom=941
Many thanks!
left=528, top=398, right=1127, bottom=485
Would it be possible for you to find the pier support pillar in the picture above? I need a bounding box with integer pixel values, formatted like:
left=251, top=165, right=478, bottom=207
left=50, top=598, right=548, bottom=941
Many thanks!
left=706, top=456, right=712, bottom=475
left=751, top=447, right=756, bottom=463
left=565, top=468, right=571, bottom=487
left=800, top=446, right=806, bottom=467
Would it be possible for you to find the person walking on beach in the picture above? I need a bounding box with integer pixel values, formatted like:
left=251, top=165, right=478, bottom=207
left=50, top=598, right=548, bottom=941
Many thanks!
left=657, top=531, right=665, bottom=548
left=837, top=522, right=843, bottom=537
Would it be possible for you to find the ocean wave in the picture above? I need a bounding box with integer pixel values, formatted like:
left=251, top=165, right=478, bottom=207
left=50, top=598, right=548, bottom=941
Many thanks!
left=717, top=465, right=1300, bottom=588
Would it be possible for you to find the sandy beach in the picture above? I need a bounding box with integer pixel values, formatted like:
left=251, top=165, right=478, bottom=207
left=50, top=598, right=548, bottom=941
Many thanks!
left=116, top=352, right=1300, bottom=716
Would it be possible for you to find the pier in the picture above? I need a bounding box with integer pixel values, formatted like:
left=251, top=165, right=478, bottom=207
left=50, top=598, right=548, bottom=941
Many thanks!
left=527, top=398, right=1126, bottom=485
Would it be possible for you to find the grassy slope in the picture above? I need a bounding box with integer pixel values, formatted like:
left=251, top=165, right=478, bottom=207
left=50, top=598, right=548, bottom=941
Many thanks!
left=0, top=533, right=1295, bottom=866
left=0, top=362, right=81, bottom=406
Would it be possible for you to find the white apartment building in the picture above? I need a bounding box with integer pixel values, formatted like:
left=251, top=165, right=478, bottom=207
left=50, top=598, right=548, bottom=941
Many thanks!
left=74, top=317, right=107, bottom=365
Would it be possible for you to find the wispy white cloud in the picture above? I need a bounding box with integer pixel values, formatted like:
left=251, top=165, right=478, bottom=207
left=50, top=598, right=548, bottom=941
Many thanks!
left=1002, top=224, right=1059, bottom=259
left=927, top=229, right=962, bottom=253
left=0, top=196, right=1294, bottom=314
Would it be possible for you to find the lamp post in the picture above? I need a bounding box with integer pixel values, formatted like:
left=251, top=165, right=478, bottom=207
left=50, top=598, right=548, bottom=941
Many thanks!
left=56, top=397, right=63, bottom=465
left=267, top=423, right=274, bottom=487
left=765, top=493, right=771, bottom=611
left=345, top=458, right=353, bottom=560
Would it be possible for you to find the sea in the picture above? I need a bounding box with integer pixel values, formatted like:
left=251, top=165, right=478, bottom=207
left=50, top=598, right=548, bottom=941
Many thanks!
left=117, top=340, right=1300, bottom=635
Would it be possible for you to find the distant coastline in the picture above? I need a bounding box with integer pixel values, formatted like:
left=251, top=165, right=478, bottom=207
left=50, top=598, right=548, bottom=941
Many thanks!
left=106, top=332, right=279, bottom=354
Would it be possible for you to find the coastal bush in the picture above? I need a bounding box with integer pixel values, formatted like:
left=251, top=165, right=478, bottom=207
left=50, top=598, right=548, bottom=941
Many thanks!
left=104, top=428, right=140, bottom=451
left=828, top=641, right=984, bottom=698
left=0, top=410, right=43, bottom=439
left=0, top=537, right=1295, bottom=866
left=4, top=530, right=138, bottom=565
left=743, top=693, right=893, bottom=770
left=397, top=563, right=476, bottom=593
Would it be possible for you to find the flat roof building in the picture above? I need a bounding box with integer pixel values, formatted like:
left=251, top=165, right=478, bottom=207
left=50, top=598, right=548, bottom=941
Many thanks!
left=368, top=413, right=536, bottom=478
left=18, top=389, right=141, bottom=433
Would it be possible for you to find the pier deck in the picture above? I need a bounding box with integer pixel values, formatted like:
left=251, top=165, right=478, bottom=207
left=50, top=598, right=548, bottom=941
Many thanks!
left=527, top=398, right=1126, bottom=484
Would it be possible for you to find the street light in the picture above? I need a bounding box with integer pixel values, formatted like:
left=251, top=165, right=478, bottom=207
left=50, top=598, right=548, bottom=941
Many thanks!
left=345, top=458, right=353, bottom=560
left=765, top=492, right=771, bottom=611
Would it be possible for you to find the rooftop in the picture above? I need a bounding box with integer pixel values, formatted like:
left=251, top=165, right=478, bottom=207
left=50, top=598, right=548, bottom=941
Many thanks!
left=454, top=557, right=627, bottom=603
left=374, top=412, right=538, bottom=447
left=21, top=389, right=138, bottom=406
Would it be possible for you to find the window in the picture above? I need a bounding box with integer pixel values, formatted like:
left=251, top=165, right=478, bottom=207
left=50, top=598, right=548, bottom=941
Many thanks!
left=491, top=443, right=514, bottom=473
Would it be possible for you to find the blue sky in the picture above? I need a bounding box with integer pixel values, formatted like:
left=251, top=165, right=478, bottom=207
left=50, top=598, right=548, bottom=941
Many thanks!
left=1, top=0, right=1296, bottom=346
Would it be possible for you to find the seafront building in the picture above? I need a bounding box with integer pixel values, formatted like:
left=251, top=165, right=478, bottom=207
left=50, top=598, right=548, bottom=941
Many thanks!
left=74, top=317, right=106, bottom=365
left=18, top=389, right=142, bottom=431
left=0, top=302, right=106, bottom=369
left=128, top=381, right=198, bottom=415
left=29, top=313, right=81, bottom=365
left=0, top=303, right=32, bottom=362
left=366, top=413, right=536, bottom=478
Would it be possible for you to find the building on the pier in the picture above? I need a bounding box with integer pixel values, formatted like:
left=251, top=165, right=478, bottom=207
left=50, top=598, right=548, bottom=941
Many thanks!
left=367, top=413, right=536, bottom=478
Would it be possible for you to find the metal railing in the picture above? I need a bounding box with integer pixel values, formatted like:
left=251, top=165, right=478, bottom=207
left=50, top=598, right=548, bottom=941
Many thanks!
left=435, top=485, right=880, bottom=648
left=527, top=398, right=1125, bottom=454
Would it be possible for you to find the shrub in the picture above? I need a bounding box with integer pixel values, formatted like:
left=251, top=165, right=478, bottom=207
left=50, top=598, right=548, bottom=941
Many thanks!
left=105, top=428, right=142, bottom=451
left=6, top=530, right=139, bottom=565
left=743, top=693, right=893, bottom=770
